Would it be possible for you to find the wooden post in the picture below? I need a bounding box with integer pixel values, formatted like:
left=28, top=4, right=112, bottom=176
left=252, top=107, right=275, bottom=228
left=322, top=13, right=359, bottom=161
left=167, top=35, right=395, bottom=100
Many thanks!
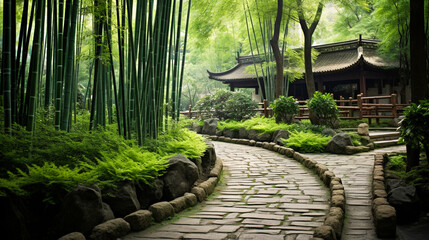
left=340, top=96, right=344, bottom=106
left=357, top=93, right=363, bottom=119
left=188, top=105, right=192, bottom=118
left=375, top=99, right=379, bottom=124
left=392, top=93, right=398, bottom=118
left=264, top=99, right=268, bottom=118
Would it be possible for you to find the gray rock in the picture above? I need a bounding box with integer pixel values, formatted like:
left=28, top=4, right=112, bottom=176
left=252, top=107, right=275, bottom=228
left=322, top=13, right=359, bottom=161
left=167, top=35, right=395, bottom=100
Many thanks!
left=247, top=129, right=259, bottom=141
left=239, top=128, right=249, bottom=139
left=170, top=196, right=188, bottom=213
left=58, top=232, right=86, bottom=240
left=89, top=218, right=130, bottom=240
left=202, top=119, right=217, bottom=135
left=326, top=133, right=354, bottom=154
left=124, top=210, right=152, bottom=231
left=184, top=193, right=198, bottom=207
left=136, top=179, right=164, bottom=209
left=387, top=185, right=420, bottom=223
left=104, top=182, right=140, bottom=217
left=149, top=202, right=175, bottom=222
left=358, top=123, right=369, bottom=136
left=374, top=205, right=396, bottom=238
left=223, top=129, right=239, bottom=138
left=386, top=179, right=408, bottom=193
left=321, top=128, right=336, bottom=136
left=201, top=140, right=216, bottom=174
left=272, top=129, right=290, bottom=145
left=101, top=203, right=115, bottom=222
left=163, top=154, right=199, bottom=200
left=55, top=185, right=105, bottom=235
left=248, top=129, right=272, bottom=142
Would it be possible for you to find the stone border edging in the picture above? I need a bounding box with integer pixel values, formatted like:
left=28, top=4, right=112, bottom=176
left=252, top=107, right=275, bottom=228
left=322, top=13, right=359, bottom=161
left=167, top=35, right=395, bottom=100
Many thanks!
left=58, top=156, right=224, bottom=240
left=206, top=135, right=345, bottom=240
left=371, top=153, right=397, bottom=238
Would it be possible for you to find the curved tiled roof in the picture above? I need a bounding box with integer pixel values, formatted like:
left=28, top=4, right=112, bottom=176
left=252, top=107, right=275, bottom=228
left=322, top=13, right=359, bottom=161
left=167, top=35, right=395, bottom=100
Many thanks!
left=208, top=39, right=399, bottom=81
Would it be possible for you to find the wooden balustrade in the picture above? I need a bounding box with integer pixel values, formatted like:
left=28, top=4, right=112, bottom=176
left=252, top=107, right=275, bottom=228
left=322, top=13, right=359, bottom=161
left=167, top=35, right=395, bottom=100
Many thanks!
left=180, top=93, right=409, bottom=121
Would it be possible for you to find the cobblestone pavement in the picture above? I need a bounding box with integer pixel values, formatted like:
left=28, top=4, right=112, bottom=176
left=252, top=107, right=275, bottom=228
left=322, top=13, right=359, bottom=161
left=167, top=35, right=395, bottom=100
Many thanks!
left=303, top=145, right=406, bottom=240
left=123, top=141, right=330, bottom=240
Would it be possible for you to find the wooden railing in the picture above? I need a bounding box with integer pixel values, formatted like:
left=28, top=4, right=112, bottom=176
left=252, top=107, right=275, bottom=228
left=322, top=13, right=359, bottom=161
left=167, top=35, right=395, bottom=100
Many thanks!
left=180, top=93, right=409, bottom=122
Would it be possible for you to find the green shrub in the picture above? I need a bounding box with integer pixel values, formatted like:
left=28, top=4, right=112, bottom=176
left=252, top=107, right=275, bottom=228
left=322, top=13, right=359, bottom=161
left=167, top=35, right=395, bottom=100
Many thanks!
left=348, top=133, right=363, bottom=146
left=308, top=91, right=339, bottom=128
left=194, top=90, right=257, bottom=121
left=399, top=100, right=429, bottom=157
left=283, top=131, right=332, bottom=153
left=388, top=155, right=407, bottom=172
left=271, top=96, right=299, bottom=124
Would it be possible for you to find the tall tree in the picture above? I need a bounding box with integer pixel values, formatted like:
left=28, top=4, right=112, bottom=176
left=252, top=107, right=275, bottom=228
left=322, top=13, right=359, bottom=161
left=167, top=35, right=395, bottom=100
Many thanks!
left=271, top=0, right=283, bottom=99
left=407, top=0, right=429, bottom=171
left=296, top=0, right=323, bottom=98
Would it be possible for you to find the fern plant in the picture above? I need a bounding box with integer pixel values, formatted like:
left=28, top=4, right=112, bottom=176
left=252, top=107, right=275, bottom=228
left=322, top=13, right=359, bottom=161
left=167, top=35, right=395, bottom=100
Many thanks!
left=283, top=131, right=332, bottom=153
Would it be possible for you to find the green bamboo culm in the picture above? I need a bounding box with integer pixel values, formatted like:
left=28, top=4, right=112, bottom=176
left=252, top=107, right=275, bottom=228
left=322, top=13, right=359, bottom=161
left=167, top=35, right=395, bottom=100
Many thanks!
left=60, top=0, right=80, bottom=131
left=1, top=0, right=13, bottom=134
left=54, top=0, right=65, bottom=130
left=26, top=0, right=46, bottom=132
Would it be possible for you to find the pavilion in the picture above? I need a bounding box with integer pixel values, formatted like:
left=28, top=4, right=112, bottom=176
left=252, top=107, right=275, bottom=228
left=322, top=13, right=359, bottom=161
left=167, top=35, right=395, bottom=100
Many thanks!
left=207, top=37, right=406, bottom=102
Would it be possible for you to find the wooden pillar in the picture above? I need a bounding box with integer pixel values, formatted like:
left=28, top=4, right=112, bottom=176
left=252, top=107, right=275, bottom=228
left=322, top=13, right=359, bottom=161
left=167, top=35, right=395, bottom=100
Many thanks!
left=357, top=93, right=363, bottom=119
left=317, top=77, right=323, bottom=92
left=230, top=86, right=235, bottom=91
left=391, top=93, right=398, bottom=118
left=263, top=99, right=269, bottom=118
left=360, top=70, right=367, bottom=96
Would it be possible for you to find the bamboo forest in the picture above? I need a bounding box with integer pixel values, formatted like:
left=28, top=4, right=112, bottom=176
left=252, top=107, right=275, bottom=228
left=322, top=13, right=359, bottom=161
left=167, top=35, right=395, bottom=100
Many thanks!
left=0, top=0, right=428, bottom=240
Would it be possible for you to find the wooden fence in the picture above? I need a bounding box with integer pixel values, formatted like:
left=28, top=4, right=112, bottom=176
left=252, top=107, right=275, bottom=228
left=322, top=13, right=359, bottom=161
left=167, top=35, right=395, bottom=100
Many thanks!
left=181, top=94, right=409, bottom=123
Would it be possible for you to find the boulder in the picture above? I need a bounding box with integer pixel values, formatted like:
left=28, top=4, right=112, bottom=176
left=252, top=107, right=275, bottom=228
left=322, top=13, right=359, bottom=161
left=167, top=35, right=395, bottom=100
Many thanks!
left=357, top=123, right=369, bottom=136
left=189, top=122, right=202, bottom=133
left=170, top=196, right=188, bottom=213
left=124, top=210, right=152, bottom=231
left=248, top=129, right=272, bottom=142
left=101, top=203, right=115, bottom=222
left=202, top=119, right=217, bottom=135
left=239, top=128, right=249, bottom=139
left=322, top=128, right=336, bottom=137
left=314, top=225, right=337, bottom=240
left=149, top=202, right=175, bottom=222
left=89, top=218, right=130, bottom=240
left=387, top=185, right=420, bottom=223
left=223, top=129, right=239, bottom=138
left=201, top=140, right=217, bottom=174
left=324, top=216, right=342, bottom=240
left=326, top=133, right=354, bottom=154
left=374, top=205, right=396, bottom=238
left=184, top=193, right=198, bottom=207
left=58, top=232, right=86, bottom=240
left=272, top=129, right=290, bottom=145
left=191, top=187, right=206, bottom=202
left=386, top=179, right=408, bottom=193
left=55, top=185, right=105, bottom=235
left=163, top=154, right=199, bottom=200
left=104, top=182, right=140, bottom=217
left=136, top=179, right=164, bottom=209
left=199, top=177, right=218, bottom=196
left=372, top=198, right=389, bottom=213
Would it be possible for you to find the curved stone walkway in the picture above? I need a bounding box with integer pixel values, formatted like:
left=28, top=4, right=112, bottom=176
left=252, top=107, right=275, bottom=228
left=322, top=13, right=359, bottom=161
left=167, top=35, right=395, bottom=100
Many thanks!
left=123, top=141, right=330, bottom=240
left=303, top=145, right=405, bottom=240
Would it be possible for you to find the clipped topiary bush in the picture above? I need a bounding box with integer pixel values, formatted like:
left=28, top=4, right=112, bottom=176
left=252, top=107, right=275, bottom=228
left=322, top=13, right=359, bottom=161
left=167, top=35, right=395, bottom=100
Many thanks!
left=308, top=91, right=340, bottom=129
left=271, top=96, right=299, bottom=124
left=194, top=89, right=257, bottom=121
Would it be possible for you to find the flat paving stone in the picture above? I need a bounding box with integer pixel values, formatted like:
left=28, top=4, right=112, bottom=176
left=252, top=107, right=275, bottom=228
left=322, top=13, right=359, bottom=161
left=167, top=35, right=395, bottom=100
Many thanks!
left=121, top=141, right=331, bottom=239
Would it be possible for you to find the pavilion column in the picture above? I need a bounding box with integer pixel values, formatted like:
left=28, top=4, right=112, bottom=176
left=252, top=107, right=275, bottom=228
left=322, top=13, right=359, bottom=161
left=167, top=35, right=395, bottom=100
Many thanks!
left=359, top=65, right=367, bottom=96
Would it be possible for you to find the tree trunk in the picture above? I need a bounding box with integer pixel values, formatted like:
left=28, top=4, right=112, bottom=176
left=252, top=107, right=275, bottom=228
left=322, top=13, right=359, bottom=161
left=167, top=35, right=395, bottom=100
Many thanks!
left=407, top=0, right=428, bottom=171
left=296, top=0, right=323, bottom=99
left=270, top=0, right=283, bottom=99
left=2, top=0, right=13, bottom=134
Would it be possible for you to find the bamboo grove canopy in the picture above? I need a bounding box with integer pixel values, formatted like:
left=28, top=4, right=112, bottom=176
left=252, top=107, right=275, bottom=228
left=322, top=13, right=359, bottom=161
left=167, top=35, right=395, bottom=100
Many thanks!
left=1, top=0, right=191, bottom=145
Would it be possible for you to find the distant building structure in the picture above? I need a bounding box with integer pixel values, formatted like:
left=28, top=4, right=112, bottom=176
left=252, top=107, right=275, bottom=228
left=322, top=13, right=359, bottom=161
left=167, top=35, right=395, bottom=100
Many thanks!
left=208, top=37, right=407, bottom=103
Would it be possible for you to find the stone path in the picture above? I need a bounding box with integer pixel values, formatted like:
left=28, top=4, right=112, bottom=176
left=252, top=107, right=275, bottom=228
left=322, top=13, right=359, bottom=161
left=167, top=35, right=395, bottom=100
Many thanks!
left=123, top=141, right=330, bottom=240
left=303, top=145, right=406, bottom=240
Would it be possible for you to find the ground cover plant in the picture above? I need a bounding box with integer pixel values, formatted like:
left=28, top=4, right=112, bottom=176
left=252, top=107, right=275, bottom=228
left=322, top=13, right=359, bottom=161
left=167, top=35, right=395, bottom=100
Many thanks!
left=282, top=131, right=331, bottom=153
left=0, top=113, right=207, bottom=205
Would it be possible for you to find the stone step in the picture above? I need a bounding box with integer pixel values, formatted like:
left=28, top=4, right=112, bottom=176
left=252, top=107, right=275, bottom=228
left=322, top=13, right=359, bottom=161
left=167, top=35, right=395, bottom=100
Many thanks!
left=374, top=139, right=401, bottom=148
left=369, top=132, right=400, bottom=141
